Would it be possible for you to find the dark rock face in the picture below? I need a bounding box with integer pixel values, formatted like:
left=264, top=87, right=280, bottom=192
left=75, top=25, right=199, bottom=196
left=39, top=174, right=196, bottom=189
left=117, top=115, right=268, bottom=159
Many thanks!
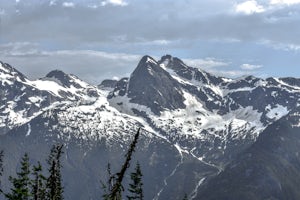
left=280, top=77, right=300, bottom=87
left=124, top=55, right=186, bottom=115
left=45, top=70, right=83, bottom=89
left=108, top=77, right=129, bottom=97
left=0, top=62, right=60, bottom=134
left=3, top=55, right=300, bottom=200
left=197, top=108, right=300, bottom=200
left=98, top=79, right=118, bottom=89
left=159, top=55, right=224, bottom=85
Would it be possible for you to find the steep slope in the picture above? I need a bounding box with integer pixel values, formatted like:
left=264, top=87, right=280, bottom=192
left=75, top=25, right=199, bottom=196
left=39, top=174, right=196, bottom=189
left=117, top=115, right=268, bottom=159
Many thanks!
left=2, top=56, right=300, bottom=200
left=0, top=115, right=189, bottom=200
left=108, top=55, right=299, bottom=167
left=0, top=60, right=215, bottom=200
left=109, top=55, right=186, bottom=115
left=0, top=95, right=216, bottom=200
left=0, top=62, right=100, bottom=135
left=196, top=107, right=300, bottom=200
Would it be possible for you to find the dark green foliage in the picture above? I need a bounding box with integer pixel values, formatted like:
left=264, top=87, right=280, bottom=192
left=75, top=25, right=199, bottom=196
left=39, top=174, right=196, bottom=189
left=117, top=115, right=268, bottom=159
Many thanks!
left=46, top=144, right=64, bottom=200
left=127, top=162, right=143, bottom=200
left=0, top=150, right=4, bottom=192
left=5, top=153, right=31, bottom=200
left=0, top=150, right=3, bottom=178
left=101, top=163, right=117, bottom=200
left=103, top=128, right=141, bottom=200
left=182, top=193, right=188, bottom=200
left=32, top=162, right=47, bottom=200
left=0, top=146, right=66, bottom=200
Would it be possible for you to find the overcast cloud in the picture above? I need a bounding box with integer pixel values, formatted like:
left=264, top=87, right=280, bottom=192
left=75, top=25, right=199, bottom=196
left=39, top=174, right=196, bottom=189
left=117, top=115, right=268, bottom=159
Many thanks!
left=0, top=0, right=300, bottom=83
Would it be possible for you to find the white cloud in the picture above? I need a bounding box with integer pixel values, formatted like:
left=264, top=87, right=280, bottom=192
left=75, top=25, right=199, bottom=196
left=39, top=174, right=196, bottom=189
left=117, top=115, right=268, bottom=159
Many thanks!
left=210, top=70, right=253, bottom=77
left=0, top=42, right=265, bottom=82
left=101, top=0, right=128, bottom=6
left=235, top=0, right=265, bottom=15
left=0, top=43, right=140, bottom=83
left=270, top=0, right=300, bottom=5
left=260, top=40, right=300, bottom=51
left=49, top=0, right=57, bottom=6
left=112, top=76, right=120, bottom=80
left=135, top=39, right=171, bottom=46
left=184, top=58, right=261, bottom=78
left=62, top=2, right=75, bottom=8
left=88, top=4, right=99, bottom=9
left=183, top=58, right=228, bottom=69
left=0, top=42, right=41, bottom=56
left=240, top=63, right=263, bottom=70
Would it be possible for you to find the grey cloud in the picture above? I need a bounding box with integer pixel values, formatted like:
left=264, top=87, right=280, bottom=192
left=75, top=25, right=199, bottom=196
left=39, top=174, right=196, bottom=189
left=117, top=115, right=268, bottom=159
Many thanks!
left=0, top=41, right=261, bottom=83
left=183, top=58, right=229, bottom=69
left=0, top=0, right=299, bottom=52
left=240, top=63, right=263, bottom=70
left=0, top=43, right=142, bottom=84
left=209, top=69, right=254, bottom=77
left=1, top=0, right=300, bottom=48
left=1, top=0, right=300, bottom=81
left=62, top=2, right=75, bottom=8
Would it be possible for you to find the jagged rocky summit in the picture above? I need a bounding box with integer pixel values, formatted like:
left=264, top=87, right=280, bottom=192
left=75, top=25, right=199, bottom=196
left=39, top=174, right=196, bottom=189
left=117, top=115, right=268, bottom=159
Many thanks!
left=1, top=55, right=300, bottom=200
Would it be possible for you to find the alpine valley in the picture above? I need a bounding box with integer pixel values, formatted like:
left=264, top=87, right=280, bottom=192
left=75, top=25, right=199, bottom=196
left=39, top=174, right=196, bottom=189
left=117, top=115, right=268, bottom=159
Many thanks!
left=1, top=55, right=300, bottom=200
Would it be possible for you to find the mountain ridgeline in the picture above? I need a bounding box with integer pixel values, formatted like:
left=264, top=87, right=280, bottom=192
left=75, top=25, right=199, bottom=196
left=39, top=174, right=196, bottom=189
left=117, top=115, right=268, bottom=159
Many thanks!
left=0, top=55, right=300, bottom=199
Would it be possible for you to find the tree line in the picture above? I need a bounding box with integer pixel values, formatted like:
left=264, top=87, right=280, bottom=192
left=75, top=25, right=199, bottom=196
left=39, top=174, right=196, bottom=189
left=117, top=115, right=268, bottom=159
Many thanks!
left=0, top=128, right=188, bottom=200
left=0, top=129, right=144, bottom=200
left=0, top=145, right=64, bottom=200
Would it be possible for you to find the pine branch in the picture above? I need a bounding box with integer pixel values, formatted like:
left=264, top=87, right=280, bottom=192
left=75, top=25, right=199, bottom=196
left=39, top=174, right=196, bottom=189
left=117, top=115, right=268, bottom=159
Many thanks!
left=109, top=128, right=141, bottom=200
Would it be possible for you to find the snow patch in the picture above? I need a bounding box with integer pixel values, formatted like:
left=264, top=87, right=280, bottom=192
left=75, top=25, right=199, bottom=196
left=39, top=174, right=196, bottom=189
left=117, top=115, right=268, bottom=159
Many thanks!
left=146, top=57, right=157, bottom=65
left=174, top=143, right=189, bottom=157
left=290, top=112, right=300, bottom=127
left=26, top=123, right=31, bottom=137
left=266, top=105, right=289, bottom=120
left=275, top=78, right=300, bottom=91
left=28, top=96, right=43, bottom=104
left=29, top=80, right=65, bottom=97
left=190, top=178, right=205, bottom=200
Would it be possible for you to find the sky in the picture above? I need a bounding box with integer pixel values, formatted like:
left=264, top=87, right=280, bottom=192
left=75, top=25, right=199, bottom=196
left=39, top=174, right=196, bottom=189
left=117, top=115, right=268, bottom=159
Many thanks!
left=1, top=0, right=300, bottom=84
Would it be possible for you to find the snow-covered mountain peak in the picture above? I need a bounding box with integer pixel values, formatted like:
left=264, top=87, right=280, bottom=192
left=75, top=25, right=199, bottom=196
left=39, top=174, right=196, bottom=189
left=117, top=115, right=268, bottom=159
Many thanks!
left=105, top=55, right=300, bottom=164
left=158, top=55, right=188, bottom=72
left=98, top=79, right=118, bottom=90
left=43, top=69, right=91, bottom=90
left=2, top=56, right=300, bottom=164
left=44, top=70, right=71, bottom=86
left=0, top=61, right=27, bottom=83
left=3, top=57, right=300, bottom=200
left=110, top=55, right=186, bottom=115
left=144, top=55, right=158, bottom=65
left=0, top=62, right=108, bottom=135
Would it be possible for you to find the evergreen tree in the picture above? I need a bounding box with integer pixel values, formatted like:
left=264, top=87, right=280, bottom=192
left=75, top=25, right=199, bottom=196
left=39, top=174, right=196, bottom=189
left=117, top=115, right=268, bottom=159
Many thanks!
left=127, top=162, right=143, bottom=200
left=46, top=144, right=64, bottom=200
left=101, top=163, right=117, bottom=200
left=0, top=150, right=3, bottom=178
left=104, top=128, right=141, bottom=200
left=32, top=162, right=47, bottom=200
left=182, top=193, right=188, bottom=200
left=0, top=150, right=4, bottom=193
left=5, top=153, right=31, bottom=200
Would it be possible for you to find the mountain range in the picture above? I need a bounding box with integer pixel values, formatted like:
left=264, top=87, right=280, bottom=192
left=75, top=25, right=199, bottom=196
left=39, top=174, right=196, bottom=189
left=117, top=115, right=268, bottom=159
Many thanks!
left=0, top=55, right=300, bottom=199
